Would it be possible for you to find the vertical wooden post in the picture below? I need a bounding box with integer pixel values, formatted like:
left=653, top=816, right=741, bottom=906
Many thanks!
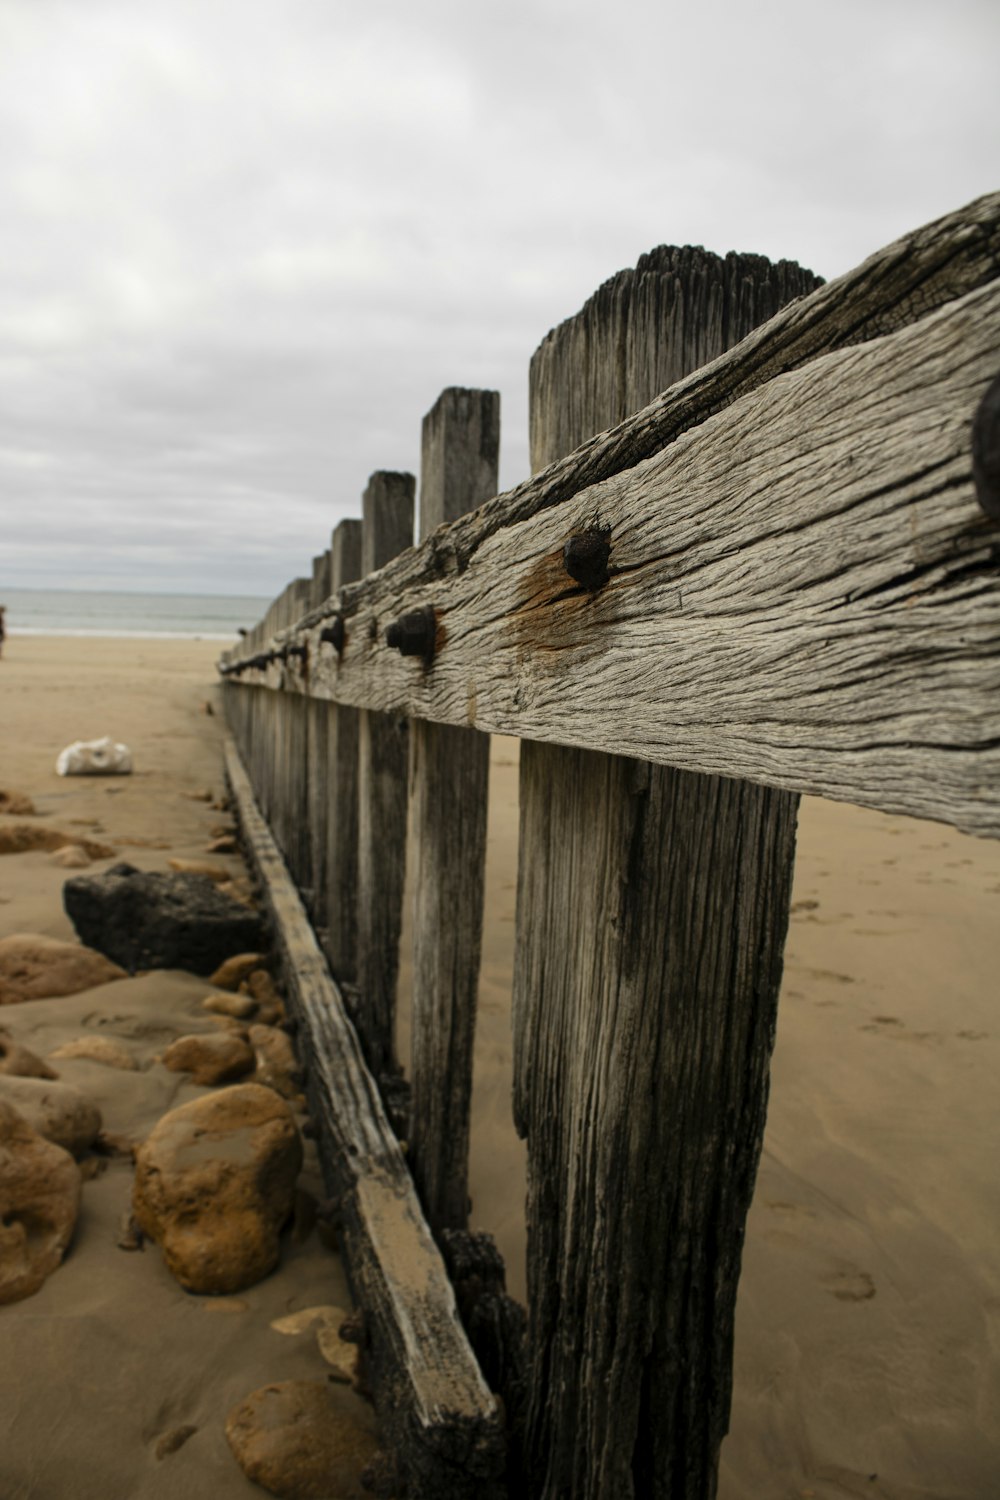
left=323, top=518, right=363, bottom=980
left=513, top=249, right=819, bottom=1498
left=409, top=389, right=499, bottom=1234
left=354, top=471, right=415, bottom=1079
left=306, top=549, right=333, bottom=927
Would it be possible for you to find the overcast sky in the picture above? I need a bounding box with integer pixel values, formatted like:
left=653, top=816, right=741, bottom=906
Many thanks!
left=1, top=0, right=997, bottom=598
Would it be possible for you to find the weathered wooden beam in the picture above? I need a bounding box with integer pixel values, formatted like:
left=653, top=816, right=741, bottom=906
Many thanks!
left=223, top=735, right=504, bottom=1498
left=223, top=275, right=1000, bottom=837
left=409, top=389, right=497, bottom=1234
left=355, top=472, right=415, bottom=1075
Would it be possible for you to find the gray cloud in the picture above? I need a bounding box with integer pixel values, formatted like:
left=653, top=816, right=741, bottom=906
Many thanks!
left=1, top=0, right=997, bottom=595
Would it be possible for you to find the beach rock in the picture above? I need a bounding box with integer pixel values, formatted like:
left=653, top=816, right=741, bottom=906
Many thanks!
left=55, top=737, right=132, bottom=776
left=0, top=825, right=116, bottom=859
left=132, top=1083, right=302, bottom=1294
left=167, top=858, right=230, bottom=884
left=0, top=1100, right=81, bottom=1304
left=0, top=1076, right=102, bottom=1158
left=241, top=970, right=284, bottom=1026
left=0, top=790, right=37, bottom=815
left=0, top=1028, right=59, bottom=1079
left=224, top=1380, right=376, bottom=1499
left=50, top=1036, right=139, bottom=1071
left=63, top=863, right=265, bottom=976
left=209, top=953, right=269, bottom=992
left=249, top=1025, right=299, bottom=1100
left=0, top=934, right=126, bottom=1004
left=49, top=844, right=95, bottom=870
left=202, top=990, right=257, bottom=1020
left=206, top=835, right=238, bottom=854
left=218, top=879, right=255, bottom=909
left=161, top=1032, right=256, bottom=1086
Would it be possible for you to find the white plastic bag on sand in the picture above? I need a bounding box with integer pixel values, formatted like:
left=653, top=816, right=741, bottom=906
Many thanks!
left=56, top=736, right=133, bottom=777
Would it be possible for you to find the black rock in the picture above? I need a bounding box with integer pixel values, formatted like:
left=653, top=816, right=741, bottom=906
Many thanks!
left=63, top=862, right=265, bottom=975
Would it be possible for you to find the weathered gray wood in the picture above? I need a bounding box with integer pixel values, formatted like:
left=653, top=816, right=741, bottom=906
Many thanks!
left=529, top=246, right=822, bottom=472
left=221, top=276, right=1000, bottom=837
left=324, top=518, right=363, bottom=981
left=223, top=736, right=504, bottom=1500
left=510, top=246, right=809, bottom=1500
left=355, top=472, right=415, bottom=1076
left=408, top=388, right=499, bottom=1233
left=513, top=743, right=799, bottom=1498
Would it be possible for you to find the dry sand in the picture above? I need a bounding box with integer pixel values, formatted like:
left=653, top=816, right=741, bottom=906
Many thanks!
left=1, top=634, right=999, bottom=1499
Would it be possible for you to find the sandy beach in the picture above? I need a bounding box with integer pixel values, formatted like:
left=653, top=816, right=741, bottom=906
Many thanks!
left=1, top=634, right=998, bottom=1499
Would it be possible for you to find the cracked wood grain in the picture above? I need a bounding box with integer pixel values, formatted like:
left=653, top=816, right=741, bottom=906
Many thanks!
left=225, top=275, right=1000, bottom=838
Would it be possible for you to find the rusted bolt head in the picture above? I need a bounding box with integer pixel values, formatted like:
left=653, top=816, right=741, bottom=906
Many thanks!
left=563, top=530, right=611, bottom=590
left=972, top=373, right=1000, bottom=521
left=320, top=615, right=346, bottom=653
left=385, top=605, right=436, bottom=661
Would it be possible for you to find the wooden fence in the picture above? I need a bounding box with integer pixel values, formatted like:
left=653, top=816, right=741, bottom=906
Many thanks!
left=219, top=193, right=1000, bottom=1500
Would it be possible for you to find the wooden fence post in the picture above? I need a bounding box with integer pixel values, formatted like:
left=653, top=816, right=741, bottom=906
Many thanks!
left=323, top=518, right=363, bottom=980
left=354, top=471, right=415, bottom=1080
left=408, top=389, right=499, bottom=1234
left=513, top=248, right=819, bottom=1498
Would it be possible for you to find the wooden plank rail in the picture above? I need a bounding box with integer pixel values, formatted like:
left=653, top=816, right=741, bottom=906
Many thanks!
left=223, top=269, right=1000, bottom=838
left=223, top=735, right=505, bottom=1500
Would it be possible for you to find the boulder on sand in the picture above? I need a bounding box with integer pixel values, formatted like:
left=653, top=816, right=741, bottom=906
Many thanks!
left=0, top=1075, right=102, bottom=1158
left=0, top=1100, right=81, bottom=1305
left=0, top=933, right=126, bottom=1005
left=225, top=1380, right=377, bottom=1499
left=133, top=1083, right=302, bottom=1294
left=63, top=863, right=264, bottom=975
left=0, top=1028, right=59, bottom=1079
left=161, top=1032, right=256, bottom=1087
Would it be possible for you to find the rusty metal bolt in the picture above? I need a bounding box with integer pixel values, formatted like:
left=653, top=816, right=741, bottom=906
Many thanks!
left=972, top=373, right=1000, bottom=520
left=385, top=605, right=436, bottom=661
left=563, top=529, right=611, bottom=590
left=320, top=614, right=346, bottom=653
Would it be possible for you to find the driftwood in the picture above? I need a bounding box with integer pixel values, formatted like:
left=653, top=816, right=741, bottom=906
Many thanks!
left=224, top=268, right=1000, bottom=837
left=223, top=736, right=504, bottom=1499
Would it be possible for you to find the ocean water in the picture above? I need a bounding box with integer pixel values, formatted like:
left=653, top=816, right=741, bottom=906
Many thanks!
left=1, top=588, right=270, bottom=641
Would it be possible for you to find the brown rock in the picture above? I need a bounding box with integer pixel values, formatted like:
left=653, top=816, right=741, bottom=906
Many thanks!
left=0, top=1028, right=59, bottom=1079
left=50, top=1036, right=138, bottom=1071
left=161, top=1032, right=255, bottom=1087
left=0, top=1100, right=81, bottom=1304
left=49, top=844, right=94, bottom=869
left=249, top=1025, right=299, bottom=1100
left=209, top=953, right=268, bottom=992
left=217, top=879, right=255, bottom=909
left=225, top=1380, right=376, bottom=1499
left=243, top=969, right=285, bottom=1025
left=167, top=858, right=230, bottom=884
left=0, top=824, right=115, bottom=858
left=0, top=790, right=37, bottom=816
left=0, top=1076, right=102, bottom=1158
left=132, top=1083, right=302, bottom=1293
left=206, top=835, right=238, bottom=855
left=202, top=991, right=257, bottom=1020
left=0, top=934, right=126, bottom=1004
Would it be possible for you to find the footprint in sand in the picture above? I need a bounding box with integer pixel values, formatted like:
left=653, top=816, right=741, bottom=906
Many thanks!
left=822, top=1267, right=876, bottom=1303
